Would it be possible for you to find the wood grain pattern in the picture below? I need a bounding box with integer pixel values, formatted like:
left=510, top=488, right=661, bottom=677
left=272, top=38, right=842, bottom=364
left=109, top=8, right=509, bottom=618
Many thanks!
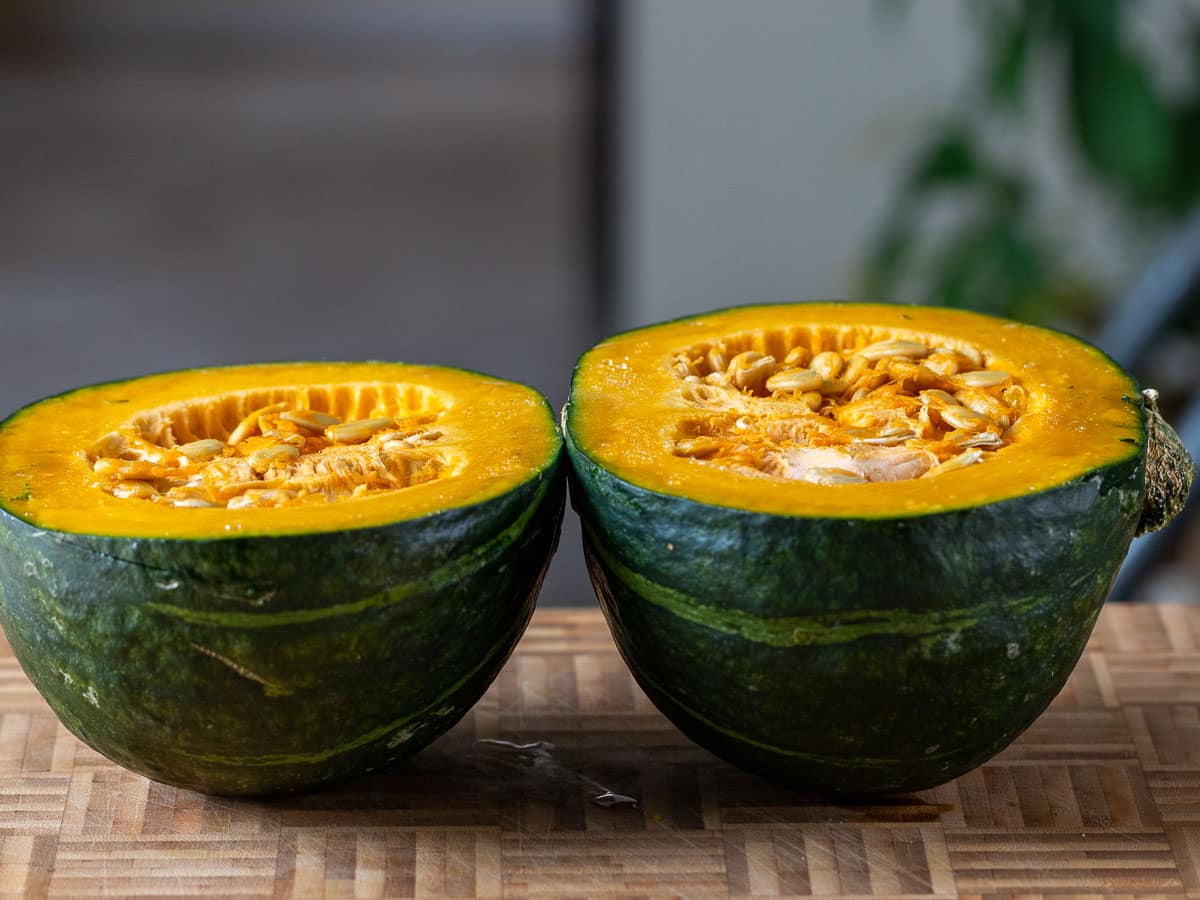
left=0, top=605, right=1197, bottom=897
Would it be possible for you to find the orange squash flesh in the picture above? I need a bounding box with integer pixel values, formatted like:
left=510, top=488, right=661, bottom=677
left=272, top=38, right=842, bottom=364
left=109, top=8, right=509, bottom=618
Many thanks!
left=569, top=303, right=1142, bottom=517
left=0, top=362, right=561, bottom=538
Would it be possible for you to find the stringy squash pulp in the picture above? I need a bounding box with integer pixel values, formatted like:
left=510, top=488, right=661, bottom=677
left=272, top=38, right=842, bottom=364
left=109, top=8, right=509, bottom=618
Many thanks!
left=569, top=303, right=1143, bottom=516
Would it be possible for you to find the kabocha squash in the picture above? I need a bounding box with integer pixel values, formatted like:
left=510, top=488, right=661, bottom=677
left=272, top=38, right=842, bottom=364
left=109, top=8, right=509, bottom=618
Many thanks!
left=565, top=303, right=1194, bottom=794
left=0, top=362, right=564, bottom=795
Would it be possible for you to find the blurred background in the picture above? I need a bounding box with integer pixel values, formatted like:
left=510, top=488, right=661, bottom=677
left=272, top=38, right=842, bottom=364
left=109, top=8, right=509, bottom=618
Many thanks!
left=2, top=0, right=1197, bottom=604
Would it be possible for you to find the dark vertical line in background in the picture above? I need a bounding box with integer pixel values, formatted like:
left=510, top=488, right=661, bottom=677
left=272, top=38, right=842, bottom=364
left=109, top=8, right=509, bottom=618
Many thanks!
left=587, top=0, right=619, bottom=338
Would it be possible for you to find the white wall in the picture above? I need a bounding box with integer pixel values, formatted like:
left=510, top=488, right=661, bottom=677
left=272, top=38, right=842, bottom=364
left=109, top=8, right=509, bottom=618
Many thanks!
left=615, top=1, right=974, bottom=328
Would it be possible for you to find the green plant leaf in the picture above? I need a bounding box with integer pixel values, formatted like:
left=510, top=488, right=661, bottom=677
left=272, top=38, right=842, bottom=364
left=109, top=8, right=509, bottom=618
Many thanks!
left=1067, top=38, right=1173, bottom=196
left=903, top=129, right=980, bottom=195
left=1052, top=0, right=1121, bottom=43
left=1168, top=104, right=1200, bottom=214
left=982, top=1, right=1045, bottom=109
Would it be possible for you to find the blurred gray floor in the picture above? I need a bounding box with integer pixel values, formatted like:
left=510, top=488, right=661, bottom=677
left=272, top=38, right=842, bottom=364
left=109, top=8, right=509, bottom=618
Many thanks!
left=0, top=49, right=597, bottom=605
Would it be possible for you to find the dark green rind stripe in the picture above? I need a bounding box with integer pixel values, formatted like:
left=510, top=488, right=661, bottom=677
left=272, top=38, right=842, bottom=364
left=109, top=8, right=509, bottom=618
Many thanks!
left=583, top=522, right=1057, bottom=648
left=144, top=479, right=549, bottom=629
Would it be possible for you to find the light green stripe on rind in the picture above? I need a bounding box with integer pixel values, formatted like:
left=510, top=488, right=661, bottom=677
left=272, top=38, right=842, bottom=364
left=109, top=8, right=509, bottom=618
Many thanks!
left=145, top=479, right=549, bottom=629
left=178, top=613, right=526, bottom=767
left=585, top=525, right=1049, bottom=647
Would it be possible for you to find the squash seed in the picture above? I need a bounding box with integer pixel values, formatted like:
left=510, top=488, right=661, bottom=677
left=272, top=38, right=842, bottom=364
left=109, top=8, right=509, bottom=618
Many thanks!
left=959, top=432, right=1003, bottom=449
left=248, top=444, right=301, bottom=473
left=765, top=368, right=823, bottom=393
left=178, top=439, right=225, bottom=461
left=958, top=345, right=984, bottom=367
left=925, top=448, right=983, bottom=476
left=810, top=351, right=844, bottom=380
left=938, top=405, right=990, bottom=432
left=842, top=354, right=871, bottom=386
left=227, top=403, right=288, bottom=446
left=805, top=467, right=868, bottom=485
left=326, top=418, right=396, bottom=445
left=800, top=391, right=824, bottom=411
left=858, top=340, right=930, bottom=361
left=958, top=370, right=1012, bottom=388
left=859, top=430, right=917, bottom=446
left=706, top=346, right=728, bottom=373
left=171, top=497, right=219, bottom=508
left=783, top=346, right=811, bottom=368
left=919, top=389, right=956, bottom=406
left=280, top=410, right=342, bottom=432
left=728, top=352, right=776, bottom=392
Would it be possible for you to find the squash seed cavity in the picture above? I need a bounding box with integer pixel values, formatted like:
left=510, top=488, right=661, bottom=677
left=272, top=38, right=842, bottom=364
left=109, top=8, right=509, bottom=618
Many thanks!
left=670, top=330, right=1026, bottom=483
left=84, top=383, right=461, bottom=509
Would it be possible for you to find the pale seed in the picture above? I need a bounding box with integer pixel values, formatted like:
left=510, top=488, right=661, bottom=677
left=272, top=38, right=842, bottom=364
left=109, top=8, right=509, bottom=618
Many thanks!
left=326, top=417, right=396, bottom=444
left=843, top=355, right=871, bottom=386
left=859, top=431, right=917, bottom=446
left=178, top=438, right=225, bottom=461
left=172, top=498, right=219, bottom=508
left=765, top=368, right=823, bottom=393
left=810, top=351, right=844, bottom=379
left=938, top=405, right=990, bottom=432
left=280, top=409, right=341, bottom=431
left=958, top=370, right=1012, bottom=388
left=728, top=352, right=776, bottom=392
left=227, top=403, right=288, bottom=446
left=959, top=432, right=1003, bottom=449
left=800, top=391, right=823, bottom=411
left=926, top=448, right=983, bottom=476
left=858, top=339, right=930, bottom=361
left=783, top=346, right=811, bottom=367
left=248, top=444, right=301, bottom=473
left=919, top=389, right=956, bottom=406
left=818, top=378, right=848, bottom=396
left=958, top=345, right=984, bottom=367
left=805, top=467, right=867, bottom=485
left=706, top=346, right=728, bottom=373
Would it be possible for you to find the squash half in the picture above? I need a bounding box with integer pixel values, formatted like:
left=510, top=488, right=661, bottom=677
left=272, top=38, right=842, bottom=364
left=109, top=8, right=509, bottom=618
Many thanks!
left=565, top=303, right=1193, bottom=793
left=0, top=362, right=564, bottom=794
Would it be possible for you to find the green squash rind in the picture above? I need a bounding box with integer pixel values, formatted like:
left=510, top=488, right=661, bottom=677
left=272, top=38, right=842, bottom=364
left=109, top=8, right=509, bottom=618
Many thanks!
left=564, top=342, right=1147, bottom=795
left=0, top=383, right=565, bottom=797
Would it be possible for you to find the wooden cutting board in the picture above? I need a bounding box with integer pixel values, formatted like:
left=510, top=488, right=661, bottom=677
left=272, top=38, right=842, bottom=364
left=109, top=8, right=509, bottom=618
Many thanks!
left=0, top=604, right=1197, bottom=897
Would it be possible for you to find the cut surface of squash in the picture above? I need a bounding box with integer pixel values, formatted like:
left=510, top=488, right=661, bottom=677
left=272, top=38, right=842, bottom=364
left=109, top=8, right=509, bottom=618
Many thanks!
left=569, top=303, right=1143, bottom=517
left=0, top=362, right=560, bottom=538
